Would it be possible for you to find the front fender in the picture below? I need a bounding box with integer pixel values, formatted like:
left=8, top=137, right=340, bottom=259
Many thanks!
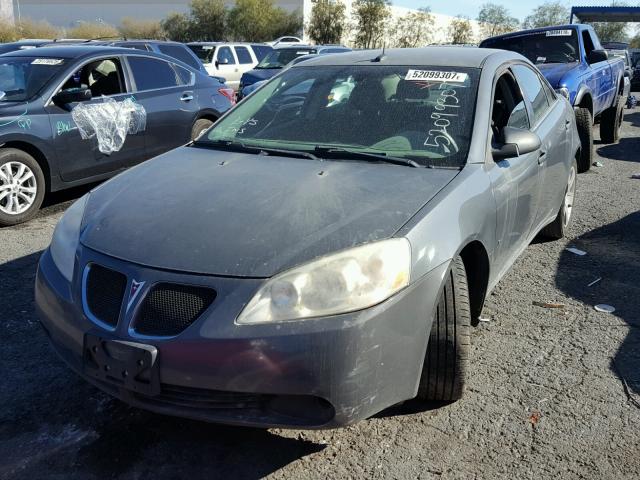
left=573, top=84, right=593, bottom=112
left=396, top=164, right=496, bottom=283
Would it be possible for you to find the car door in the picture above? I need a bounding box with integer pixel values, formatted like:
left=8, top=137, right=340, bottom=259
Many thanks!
left=233, top=45, right=256, bottom=77
left=581, top=29, right=611, bottom=113
left=214, top=46, right=241, bottom=89
left=511, top=64, right=567, bottom=232
left=125, top=54, right=199, bottom=158
left=46, top=56, right=146, bottom=182
left=486, top=69, right=542, bottom=273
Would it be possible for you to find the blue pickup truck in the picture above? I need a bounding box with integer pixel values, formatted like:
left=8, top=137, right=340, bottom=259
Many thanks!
left=480, top=24, right=626, bottom=172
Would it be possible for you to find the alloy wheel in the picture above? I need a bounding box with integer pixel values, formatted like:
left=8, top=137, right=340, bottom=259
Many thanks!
left=0, top=161, right=38, bottom=215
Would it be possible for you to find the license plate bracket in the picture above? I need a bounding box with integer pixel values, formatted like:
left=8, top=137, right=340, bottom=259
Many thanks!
left=83, top=333, right=160, bottom=396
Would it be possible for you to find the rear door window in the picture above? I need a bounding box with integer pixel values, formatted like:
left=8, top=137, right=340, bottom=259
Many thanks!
left=128, top=56, right=181, bottom=91
left=234, top=46, right=253, bottom=64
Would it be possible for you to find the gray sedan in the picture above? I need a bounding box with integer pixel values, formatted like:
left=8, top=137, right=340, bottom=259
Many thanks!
left=36, top=47, right=580, bottom=428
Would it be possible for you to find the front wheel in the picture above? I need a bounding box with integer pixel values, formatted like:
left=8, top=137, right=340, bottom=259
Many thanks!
left=0, top=149, right=45, bottom=227
left=416, top=255, right=471, bottom=402
left=540, top=158, right=577, bottom=240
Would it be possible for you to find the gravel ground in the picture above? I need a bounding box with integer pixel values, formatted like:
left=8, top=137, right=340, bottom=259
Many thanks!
left=1, top=113, right=639, bottom=480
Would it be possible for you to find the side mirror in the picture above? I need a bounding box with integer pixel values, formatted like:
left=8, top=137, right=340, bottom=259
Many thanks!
left=492, top=127, right=541, bottom=160
left=53, top=87, right=92, bottom=106
left=587, top=49, right=608, bottom=64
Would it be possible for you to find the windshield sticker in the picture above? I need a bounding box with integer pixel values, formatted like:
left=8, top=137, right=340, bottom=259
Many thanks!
left=31, top=58, right=64, bottom=65
left=296, top=51, right=310, bottom=55
left=536, top=56, right=547, bottom=63
left=202, top=46, right=214, bottom=50
left=405, top=70, right=468, bottom=83
left=546, top=30, right=573, bottom=37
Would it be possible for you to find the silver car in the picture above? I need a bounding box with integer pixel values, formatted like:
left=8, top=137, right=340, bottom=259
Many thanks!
left=37, top=48, right=580, bottom=428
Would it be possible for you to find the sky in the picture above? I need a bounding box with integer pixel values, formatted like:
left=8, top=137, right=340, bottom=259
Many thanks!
left=393, top=0, right=574, bottom=21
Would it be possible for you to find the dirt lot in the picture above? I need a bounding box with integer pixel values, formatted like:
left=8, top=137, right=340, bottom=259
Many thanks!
left=1, top=112, right=639, bottom=480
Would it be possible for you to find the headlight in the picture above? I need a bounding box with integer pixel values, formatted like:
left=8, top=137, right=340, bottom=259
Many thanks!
left=237, top=238, right=411, bottom=324
left=50, top=195, right=88, bottom=282
left=556, top=87, right=570, bottom=100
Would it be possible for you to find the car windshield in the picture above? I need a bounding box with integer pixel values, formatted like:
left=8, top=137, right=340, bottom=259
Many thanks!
left=255, top=49, right=316, bottom=69
left=483, top=30, right=579, bottom=64
left=200, top=65, right=480, bottom=168
left=0, top=56, right=66, bottom=102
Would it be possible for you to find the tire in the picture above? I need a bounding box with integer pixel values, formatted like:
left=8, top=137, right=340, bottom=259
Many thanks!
left=416, top=255, right=471, bottom=402
left=0, top=149, right=45, bottom=227
left=540, top=158, right=577, bottom=240
left=600, top=93, right=623, bottom=144
left=191, top=118, right=214, bottom=141
left=574, top=107, right=593, bottom=173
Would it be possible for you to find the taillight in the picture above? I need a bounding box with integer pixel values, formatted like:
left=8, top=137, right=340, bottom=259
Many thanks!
left=218, top=88, right=236, bottom=106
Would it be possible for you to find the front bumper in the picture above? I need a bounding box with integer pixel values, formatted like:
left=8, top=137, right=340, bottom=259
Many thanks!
left=36, top=247, right=448, bottom=428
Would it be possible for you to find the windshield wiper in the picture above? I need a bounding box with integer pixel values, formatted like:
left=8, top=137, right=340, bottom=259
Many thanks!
left=194, top=139, right=318, bottom=160
left=313, top=146, right=421, bottom=168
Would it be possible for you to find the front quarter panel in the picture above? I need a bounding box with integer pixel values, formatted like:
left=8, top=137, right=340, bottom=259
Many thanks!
left=397, top=164, right=496, bottom=283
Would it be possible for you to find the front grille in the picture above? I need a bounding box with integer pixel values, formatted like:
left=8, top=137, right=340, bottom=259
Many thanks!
left=138, top=384, right=267, bottom=410
left=133, top=283, right=216, bottom=336
left=85, top=264, right=127, bottom=327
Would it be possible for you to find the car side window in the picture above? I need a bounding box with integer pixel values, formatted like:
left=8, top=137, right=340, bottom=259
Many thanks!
left=234, top=46, right=253, bottom=64
left=217, top=46, right=236, bottom=65
left=512, top=64, right=550, bottom=126
left=582, top=30, right=595, bottom=57
left=174, top=64, right=194, bottom=86
left=251, top=45, right=272, bottom=61
left=128, top=56, right=181, bottom=91
left=492, top=72, right=530, bottom=139
left=59, top=58, right=126, bottom=98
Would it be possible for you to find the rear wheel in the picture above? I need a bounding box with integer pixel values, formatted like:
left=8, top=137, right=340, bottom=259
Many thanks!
left=0, top=149, right=45, bottom=227
left=416, top=255, right=471, bottom=402
left=191, top=118, right=214, bottom=141
left=540, top=158, right=577, bottom=240
left=574, top=107, right=593, bottom=173
left=600, top=92, right=623, bottom=144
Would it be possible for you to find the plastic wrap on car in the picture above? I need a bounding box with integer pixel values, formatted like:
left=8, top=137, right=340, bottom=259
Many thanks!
left=71, top=97, right=146, bottom=155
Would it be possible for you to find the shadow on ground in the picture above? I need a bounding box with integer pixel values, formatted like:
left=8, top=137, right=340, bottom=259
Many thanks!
left=555, top=211, right=640, bottom=398
left=0, top=252, right=325, bottom=480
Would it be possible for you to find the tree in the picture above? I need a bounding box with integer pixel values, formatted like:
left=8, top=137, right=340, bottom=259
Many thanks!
left=477, top=3, right=518, bottom=38
left=308, top=0, right=347, bottom=45
left=388, top=8, right=434, bottom=48
left=18, top=19, right=60, bottom=39
left=589, top=22, right=629, bottom=42
left=188, top=0, right=227, bottom=41
left=448, top=15, right=474, bottom=44
left=523, top=1, right=569, bottom=29
left=270, top=8, right=303, bottom=39
left=161, top=12, right=192, bottom=42
left=228, top=0, right=298, bottom=42
left=119, top=17, right=164, bottom=40
left=67, top=21, right=120, bottom=39
left=631, top=33, right=640, bottom=49
left=352, top=0, right=390, bottom=49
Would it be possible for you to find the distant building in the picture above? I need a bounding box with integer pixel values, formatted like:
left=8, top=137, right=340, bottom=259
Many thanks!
left=10, top=0, right=483, bottom=44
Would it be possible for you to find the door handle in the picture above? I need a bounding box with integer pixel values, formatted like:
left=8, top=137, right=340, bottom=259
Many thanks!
left=565, top=119, right=571, bottom=130
left=180, top=93, right=194, bottom=102
left=538, top=150, right=547, bottom=165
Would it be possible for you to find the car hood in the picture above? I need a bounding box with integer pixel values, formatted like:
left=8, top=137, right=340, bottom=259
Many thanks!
left=80, top=147, right=458, bottom=278
left=242, top=68, right=279, bottom=84
left=537, top=62, right=578, bottom=88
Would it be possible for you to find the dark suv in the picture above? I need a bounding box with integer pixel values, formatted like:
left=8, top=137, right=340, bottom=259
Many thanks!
left=0, top=46, right=234, bottom=226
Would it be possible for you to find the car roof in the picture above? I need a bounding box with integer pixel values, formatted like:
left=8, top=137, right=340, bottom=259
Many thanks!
left=0, top=45, right=170, bottom=60
left=291, top=47, right=510, bottom=68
